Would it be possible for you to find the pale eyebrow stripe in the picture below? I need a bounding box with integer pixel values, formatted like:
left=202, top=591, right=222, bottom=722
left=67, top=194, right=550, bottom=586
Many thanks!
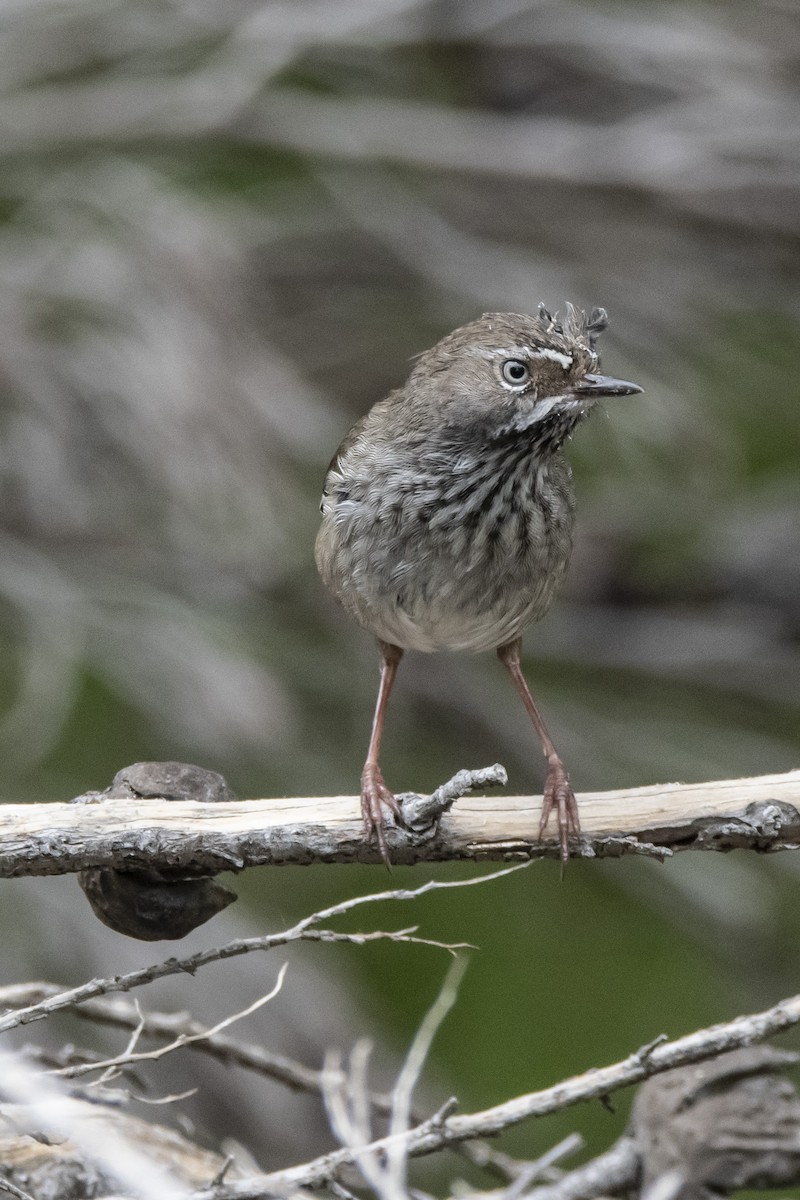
left=468, top=346, right=529, bottom=360
left=468, top=346, right=574, bottom=368
left=529, top=347, right=574, bottom=368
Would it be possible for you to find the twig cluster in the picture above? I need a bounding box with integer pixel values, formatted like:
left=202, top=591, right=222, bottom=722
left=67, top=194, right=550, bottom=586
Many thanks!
left=2, top=863, right=800, bottom=1200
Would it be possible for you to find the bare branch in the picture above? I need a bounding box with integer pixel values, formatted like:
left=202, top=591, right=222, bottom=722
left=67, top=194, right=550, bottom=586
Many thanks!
left=322, top=957, right=468, bottom=1200
left=0, top=1178, right=36, bottom=1200
left=387, top=957, right=468, bottom=1166
left=0, top=982, right=343, bottom=1096
left=0, top=979, right=528, bottom=1184
left=0, top=864, right=525, bottom=1036
left=464, top=1134, right=584, bottom=1189
left=481, top=1134, right=588, bottom=1200
left=519, top=1137, right=639, bottom=1200
left=1, top=770, right=799, bottom=875
left=186, top=987, right=800, bottom=1198
left=51, top=964, right=289, bottom=1081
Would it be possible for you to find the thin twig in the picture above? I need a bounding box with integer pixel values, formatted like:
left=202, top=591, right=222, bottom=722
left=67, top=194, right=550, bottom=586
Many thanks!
left=0, top=983, right=343, bottom=1095
left=322, top=957, right=469, bottom=1200
left=0, top=980, right=527, bottom=1182
left=0, top=1179, right=36, bottom=1200
left=0, top=864, right=527, bottom=1036
left=501, top=1134, right=586, bottom=1200
left=52, top=964, right=289, bottom=1081
left=187, top=987, right=800, bottom=1198
left=387, top=956, right=469, bottom=1187
left=521, top=1136, right=639, bottom=1200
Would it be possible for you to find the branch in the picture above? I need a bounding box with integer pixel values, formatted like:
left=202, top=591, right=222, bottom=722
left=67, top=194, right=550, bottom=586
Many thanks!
left=0, top=865, right=523, bottom=1035
left=48, top=964, right=290, bottom=1082
left=0, top=976, right=534, bottom=1184
left=0, top=983, right=331, bottom=1097
left=1, top=769, right=799, bottom=875
left=519, top=1137, right=640, bottom=1200
left=186, top=987, right=800, bottom=1197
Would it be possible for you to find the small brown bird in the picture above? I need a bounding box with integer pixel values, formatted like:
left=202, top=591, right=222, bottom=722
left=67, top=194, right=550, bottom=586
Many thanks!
left=316, top=306, right=642, bottom=865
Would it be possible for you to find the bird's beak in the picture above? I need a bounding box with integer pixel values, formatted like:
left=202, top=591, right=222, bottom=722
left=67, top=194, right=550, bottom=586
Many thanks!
left=572, top=373, right=643, bottom=398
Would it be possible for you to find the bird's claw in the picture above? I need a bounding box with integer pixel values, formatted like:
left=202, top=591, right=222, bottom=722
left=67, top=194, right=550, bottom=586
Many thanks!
left=538, top=758, right=580, bottom=869
left=361, top=762, right=403, bottom=868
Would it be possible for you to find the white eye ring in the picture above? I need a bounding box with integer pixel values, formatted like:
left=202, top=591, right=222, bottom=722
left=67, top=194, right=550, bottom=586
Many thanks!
left=501, top=359, right=530, bottom=386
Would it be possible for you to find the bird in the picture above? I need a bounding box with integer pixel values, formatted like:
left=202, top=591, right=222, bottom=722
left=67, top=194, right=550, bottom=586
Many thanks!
left=315, top=305, right=642, bottom=865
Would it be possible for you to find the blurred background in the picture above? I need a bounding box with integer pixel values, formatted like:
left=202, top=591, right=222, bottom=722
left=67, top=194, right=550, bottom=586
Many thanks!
left=1, top=0, right=799, bottom=1186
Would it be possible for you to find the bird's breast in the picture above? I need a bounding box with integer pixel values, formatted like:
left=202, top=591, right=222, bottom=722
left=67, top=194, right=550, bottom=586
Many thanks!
left=316, top=445, right=575, bottom=652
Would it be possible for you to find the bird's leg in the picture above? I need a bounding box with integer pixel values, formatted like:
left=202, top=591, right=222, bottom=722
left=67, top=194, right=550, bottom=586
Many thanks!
left=361, top=640, right=404, bottom=866
left=497, top=638, right=579, bottom=867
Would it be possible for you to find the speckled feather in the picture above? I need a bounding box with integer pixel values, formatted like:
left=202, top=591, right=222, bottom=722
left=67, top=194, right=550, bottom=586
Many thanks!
left=315, top=309, right=605, bottom=653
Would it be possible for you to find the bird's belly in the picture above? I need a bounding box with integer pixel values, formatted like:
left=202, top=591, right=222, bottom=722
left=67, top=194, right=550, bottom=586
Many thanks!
left=375, top=541, right=570, bottom=653
left=317, top=464, right=575, bottom=653
left=383, top=587, right=561, bottom=653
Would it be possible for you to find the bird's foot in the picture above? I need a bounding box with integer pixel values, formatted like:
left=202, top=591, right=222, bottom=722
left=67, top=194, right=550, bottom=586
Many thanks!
left=361, top=762, right=404, bottom=868
left=538, top=756, right=581, bottom=869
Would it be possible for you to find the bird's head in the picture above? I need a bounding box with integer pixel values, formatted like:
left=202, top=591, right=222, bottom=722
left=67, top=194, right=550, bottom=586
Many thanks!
left=405, top=305, right=642, bottom=454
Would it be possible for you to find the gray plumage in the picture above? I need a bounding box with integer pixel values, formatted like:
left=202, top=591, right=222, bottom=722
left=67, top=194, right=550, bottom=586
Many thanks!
left=317, top=310, right=601, bottom=652
left=315, top=307, right=641, bottom=864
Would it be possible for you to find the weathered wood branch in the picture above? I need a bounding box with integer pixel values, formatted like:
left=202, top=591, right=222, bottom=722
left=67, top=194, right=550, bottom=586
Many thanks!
left=1, top=769, right=799, bottom=878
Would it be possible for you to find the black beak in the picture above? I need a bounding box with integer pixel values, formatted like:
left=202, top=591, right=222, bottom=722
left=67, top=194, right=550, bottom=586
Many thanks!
left=573, top=373, right=643, bottom=398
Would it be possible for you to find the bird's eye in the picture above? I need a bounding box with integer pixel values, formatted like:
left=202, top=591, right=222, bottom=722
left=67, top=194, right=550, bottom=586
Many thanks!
left=501, top=359, right=530, bottom=386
